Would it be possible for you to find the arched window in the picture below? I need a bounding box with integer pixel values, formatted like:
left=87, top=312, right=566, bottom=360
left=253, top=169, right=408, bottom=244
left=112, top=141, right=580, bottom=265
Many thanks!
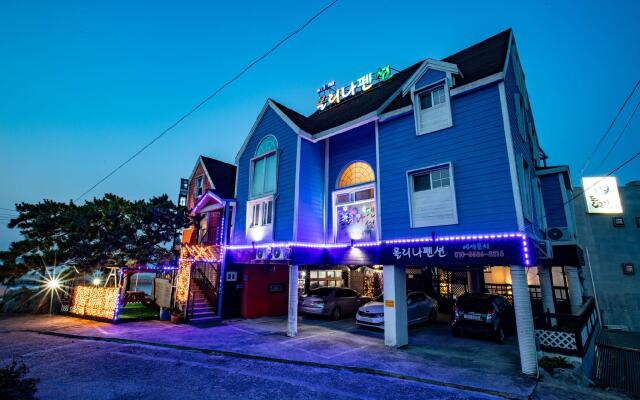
left=255, top=135, right=278, bottom=157
left=251, top=135, right=278, bottom=197
left=334, top=161, right=377, bottom=243
left=337, top=161, right=375, bottom=188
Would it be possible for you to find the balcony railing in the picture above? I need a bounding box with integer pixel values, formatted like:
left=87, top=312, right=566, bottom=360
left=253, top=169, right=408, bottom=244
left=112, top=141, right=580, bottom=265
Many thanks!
left=534, top=297, right=600, bottom=357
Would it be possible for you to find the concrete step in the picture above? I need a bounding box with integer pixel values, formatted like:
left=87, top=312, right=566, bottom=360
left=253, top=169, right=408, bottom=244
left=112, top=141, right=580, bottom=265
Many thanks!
left=190, top=315, right=221, bottom=325
left=192, top=311, right=216, bottom=319
left=192, top=305, right=213, bottom=313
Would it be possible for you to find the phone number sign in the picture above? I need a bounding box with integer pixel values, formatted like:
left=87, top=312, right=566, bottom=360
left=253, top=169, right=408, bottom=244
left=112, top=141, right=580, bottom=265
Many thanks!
left=380, top=240, right=522, bottom=266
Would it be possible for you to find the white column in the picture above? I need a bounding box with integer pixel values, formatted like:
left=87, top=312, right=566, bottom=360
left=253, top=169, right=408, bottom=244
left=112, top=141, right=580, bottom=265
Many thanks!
left=287, top=264, right=299, bottom=337
left=510, top=265, right=538, bottom=376
left=383, top=265, right=408, bottom=347
left=467, top=270, right=482, bottom=294
left=566, top=266, right=583, bottom=315
left=538, top=266, right=556, bottom=314
left=538, top=265, right=556, bottom=327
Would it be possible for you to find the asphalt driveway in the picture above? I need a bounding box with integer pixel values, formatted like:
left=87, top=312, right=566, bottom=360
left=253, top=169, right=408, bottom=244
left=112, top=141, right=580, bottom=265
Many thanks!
left=0, top=313, right=534, bottom=398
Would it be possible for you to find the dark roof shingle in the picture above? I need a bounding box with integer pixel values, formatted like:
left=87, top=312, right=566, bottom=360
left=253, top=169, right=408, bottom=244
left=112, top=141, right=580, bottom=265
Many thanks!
left=201, top=156, right=236, bottom=199
left=272, top=29, right=512, bottom=135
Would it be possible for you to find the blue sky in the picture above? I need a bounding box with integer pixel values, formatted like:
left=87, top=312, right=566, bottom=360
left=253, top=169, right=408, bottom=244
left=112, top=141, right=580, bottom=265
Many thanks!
left=1, top=0, right=639, bottom=250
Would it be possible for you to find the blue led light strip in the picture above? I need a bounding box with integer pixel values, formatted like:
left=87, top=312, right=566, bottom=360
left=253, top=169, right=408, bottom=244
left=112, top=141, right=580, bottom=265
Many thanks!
left=226, top=232, right=532, bottom=266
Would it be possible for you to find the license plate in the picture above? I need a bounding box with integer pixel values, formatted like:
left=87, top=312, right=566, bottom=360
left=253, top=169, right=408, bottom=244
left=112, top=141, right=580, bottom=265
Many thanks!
left=464, top=313, right=481, bottom=321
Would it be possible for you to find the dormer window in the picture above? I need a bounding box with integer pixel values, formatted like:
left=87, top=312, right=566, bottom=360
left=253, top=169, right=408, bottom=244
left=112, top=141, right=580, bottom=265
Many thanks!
left=419, top=87, right=445, bottom=109
left=414, top=84, right=453, bottom=135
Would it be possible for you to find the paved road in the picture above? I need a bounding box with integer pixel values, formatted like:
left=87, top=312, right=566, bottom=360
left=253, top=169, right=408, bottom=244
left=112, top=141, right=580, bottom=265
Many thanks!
left=0, top=330, right=499, bottom=400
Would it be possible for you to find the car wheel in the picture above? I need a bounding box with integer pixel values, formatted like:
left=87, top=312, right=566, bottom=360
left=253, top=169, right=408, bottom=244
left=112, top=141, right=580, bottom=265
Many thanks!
left=496, top=325, right=505, bottom=344
left=331, top=307, right=342, bottom=320
left=429, top=309, right=437, bottom=322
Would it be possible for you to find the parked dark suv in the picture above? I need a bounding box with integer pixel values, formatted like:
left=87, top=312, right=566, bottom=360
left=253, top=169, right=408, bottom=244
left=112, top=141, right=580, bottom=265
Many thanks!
left=450, top=293, right=514, bottom=343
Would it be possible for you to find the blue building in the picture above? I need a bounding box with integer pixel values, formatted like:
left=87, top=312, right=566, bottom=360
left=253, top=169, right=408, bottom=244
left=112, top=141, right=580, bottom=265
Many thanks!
left=180, top=29, right=598, bottom=376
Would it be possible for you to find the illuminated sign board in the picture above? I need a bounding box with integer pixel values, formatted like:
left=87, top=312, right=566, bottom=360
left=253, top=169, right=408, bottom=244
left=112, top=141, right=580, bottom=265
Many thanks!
left=582, top=177, right=623, bottom=214
left=316, top=65, right=392, bottom=111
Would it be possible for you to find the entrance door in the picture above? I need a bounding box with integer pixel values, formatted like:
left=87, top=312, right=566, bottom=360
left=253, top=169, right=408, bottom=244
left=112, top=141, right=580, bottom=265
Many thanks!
left=221, top=265, right=243, bottom=318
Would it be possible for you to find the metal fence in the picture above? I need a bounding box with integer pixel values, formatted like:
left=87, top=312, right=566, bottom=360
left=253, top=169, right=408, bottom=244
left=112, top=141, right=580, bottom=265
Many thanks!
left=594, top=331, right=640, bottom=395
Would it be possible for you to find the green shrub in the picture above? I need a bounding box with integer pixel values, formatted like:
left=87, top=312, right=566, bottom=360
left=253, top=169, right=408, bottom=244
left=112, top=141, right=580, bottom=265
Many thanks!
left=539, top=356, right=573, bottom=374
left=0, top=358, right=39, bottom=400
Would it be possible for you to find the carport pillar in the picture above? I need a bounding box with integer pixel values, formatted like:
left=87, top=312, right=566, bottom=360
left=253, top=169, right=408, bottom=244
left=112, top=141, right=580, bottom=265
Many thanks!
left=538, top=265, right=556, bottom=327
left=383, top=265, right=408, bottom=348
left=467, top=270, right=482, bottom=294
left=566, top=266, right=583, bottom=315
left=287, top=264, right=299, bottom=337
left=509, top=265, right=538, bottom=376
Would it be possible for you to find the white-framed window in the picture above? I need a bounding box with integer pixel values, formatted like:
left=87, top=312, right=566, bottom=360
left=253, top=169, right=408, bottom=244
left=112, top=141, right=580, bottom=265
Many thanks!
left=333, top=161, right=377, bottom=243
left=517, top=156, right=533, bottom=221
left=407, top=163, right=458, bottom=227
left=414, top=84, right=453, bottom=135
left=194, top=175, right=204, bottom=198
left=251, top=136, right=278, bottom=198
left=246, top=196, right=274, bottom=242
left=249, top=197, right=273, bottom=228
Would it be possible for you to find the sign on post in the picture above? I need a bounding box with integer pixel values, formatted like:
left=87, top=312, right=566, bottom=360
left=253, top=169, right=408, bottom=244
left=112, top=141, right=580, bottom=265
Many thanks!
left=582, top=177, right=623, bottom=214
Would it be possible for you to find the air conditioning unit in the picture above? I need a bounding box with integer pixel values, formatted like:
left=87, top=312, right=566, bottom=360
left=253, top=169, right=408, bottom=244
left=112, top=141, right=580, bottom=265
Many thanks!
left=546, top=227, right=573, bottom=241
left=255, top=247, right=271, bottom=261
left=271, top=247, right=290, bottom=261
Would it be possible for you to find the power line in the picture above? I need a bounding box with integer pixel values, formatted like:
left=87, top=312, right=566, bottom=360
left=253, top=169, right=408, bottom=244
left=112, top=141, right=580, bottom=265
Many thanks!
left=593, top=99, right=640, bottom=172
left=580, top=79, right=640, bottom=176
left=527, top=147, right=640, bottom=235
left=74, top=0, right=340, bottom=202
left=0, top=207, right=18, bottom=213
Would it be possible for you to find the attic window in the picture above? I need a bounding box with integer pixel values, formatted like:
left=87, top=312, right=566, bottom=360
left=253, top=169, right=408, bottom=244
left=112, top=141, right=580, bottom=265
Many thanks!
left=195, top=176, right=204, bottom=198
left=251, top=135, right=278, bottom=198
left=419, top=87, right=445, bottom=109
left=414, top=85, right=452, bottom=135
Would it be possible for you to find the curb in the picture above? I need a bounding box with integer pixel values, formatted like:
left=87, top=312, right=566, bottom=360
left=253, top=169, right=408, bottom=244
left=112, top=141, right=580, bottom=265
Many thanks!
left=9, top=328, right=533, bottom=400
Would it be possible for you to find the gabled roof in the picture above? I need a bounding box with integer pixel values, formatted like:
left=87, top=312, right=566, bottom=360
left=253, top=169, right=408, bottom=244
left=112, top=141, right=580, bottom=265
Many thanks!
left=191, top=156, right=237, bottom=199
left=270, top=29, right=513, bottom=136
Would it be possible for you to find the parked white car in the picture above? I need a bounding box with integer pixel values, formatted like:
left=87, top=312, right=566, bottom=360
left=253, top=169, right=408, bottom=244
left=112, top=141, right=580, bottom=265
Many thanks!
left=355, top=291, right=438, bottom=329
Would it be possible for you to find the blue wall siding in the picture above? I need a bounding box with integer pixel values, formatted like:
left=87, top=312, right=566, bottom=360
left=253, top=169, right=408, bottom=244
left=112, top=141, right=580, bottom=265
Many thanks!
left=297, top=138, right=325, bottom=242
left=504, top=47, right=544, bottom=236
left=540, top=174, right=567, bottom=227
left=378, top=83, right=518, bottom=238
left=233, top=107, right=297, bottom=244
left=327, top=123, right=377, bottom=238
left=416, top=69, right=446, bottom=90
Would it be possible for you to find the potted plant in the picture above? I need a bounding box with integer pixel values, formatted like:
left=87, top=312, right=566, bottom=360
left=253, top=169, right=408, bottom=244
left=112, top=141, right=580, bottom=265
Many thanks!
left=170, top=308, right=184, bottom=324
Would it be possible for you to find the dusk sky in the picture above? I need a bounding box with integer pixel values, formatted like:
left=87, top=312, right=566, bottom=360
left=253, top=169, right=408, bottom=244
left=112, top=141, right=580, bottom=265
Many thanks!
left=1, top=0, right=639, bottom=250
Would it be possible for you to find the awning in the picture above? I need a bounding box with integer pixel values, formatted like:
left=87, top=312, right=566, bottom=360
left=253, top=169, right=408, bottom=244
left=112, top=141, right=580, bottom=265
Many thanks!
left=547, top=243, right=585, bottom=267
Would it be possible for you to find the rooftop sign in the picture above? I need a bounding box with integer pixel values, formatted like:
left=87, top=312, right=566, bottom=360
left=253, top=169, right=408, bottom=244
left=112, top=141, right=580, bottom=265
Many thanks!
left=316, top=65, right=393, bottom=112
left=582, top=177, right=623, bottom=214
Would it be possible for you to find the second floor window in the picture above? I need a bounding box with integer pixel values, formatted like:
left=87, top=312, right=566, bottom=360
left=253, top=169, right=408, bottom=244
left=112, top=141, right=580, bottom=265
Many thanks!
left=251, top=135, right=278, bottom=198
left=408, top=164, right=458, bottom=227
left=195, top=176, right=204, bottom=198
left=334, top=161, right=377, bottom=243
left=249, top=198, right=273, bottom=228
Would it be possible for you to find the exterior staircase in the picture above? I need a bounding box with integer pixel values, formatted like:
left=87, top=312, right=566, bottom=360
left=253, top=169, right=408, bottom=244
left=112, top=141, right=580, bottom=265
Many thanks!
left=188, top=281, right=220, bottom=325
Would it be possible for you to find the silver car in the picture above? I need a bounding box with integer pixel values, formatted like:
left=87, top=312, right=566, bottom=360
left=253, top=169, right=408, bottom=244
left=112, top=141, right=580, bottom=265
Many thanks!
left=356, top=291, right=438, bottom=329
left=299, top=287, right=369, bottom=320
